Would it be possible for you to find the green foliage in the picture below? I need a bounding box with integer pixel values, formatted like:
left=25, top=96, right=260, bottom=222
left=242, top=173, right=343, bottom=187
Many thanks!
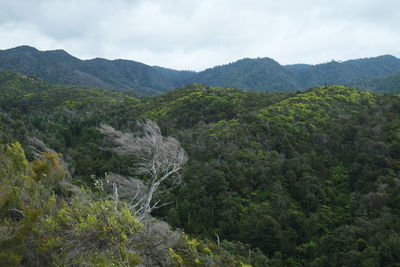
left=36, top=193, right=143, bottom=266
left=0, top=142, right=48, bottom=266
left=169, top=233, right=253, bottom=266
left=0, top=142, right=144, bottom=266
left=157, top=85, right=400, bottom=266
left=2, top=69, right=400, bottom=266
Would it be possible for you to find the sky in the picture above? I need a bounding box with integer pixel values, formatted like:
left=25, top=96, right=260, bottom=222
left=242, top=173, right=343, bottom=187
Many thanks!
left=0, top=0, right=399, bottom=71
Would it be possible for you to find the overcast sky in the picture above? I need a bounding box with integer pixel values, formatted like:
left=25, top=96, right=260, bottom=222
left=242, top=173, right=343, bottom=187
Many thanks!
left=0, top=0, right=399, bottom=71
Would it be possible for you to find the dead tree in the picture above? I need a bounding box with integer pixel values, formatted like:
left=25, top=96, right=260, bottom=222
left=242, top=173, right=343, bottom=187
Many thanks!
left=99, top=120, right=188, bottom=220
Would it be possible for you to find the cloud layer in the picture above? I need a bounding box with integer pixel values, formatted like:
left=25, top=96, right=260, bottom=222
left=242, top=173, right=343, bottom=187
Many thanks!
left=0, top=0, right=399, bottom=70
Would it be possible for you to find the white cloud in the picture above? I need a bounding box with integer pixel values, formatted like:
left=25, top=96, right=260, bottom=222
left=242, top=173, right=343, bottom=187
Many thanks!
left=0, top=0, right=399, bottom=70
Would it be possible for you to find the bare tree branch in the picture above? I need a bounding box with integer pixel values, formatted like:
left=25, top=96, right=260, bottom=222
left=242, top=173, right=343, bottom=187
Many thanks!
left=99, top=120, right=188, bottom=220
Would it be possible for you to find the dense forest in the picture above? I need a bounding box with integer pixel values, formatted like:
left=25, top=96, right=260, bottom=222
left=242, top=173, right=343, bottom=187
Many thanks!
left=2, top=46, right=400, bottom=94
left=349, top=71, right=400, bottom=93
left=1, top=69, right=400, bottom=266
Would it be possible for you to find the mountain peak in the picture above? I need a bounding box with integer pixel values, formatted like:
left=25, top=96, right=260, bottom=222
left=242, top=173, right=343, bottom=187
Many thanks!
left=234, top=57, right=280, bottom=65
left=375, top=54, right=398, bottom=61
left=44, top=48, right=75, bottom=59
left=8, top=45, right=38, bottom=53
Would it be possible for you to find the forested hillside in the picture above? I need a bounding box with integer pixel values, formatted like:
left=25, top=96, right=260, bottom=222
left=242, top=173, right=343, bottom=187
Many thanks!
left=0, top=46, right=177, bottom=95
left=0, top=70, right=256, bottom=266
left=1, top=69, right=400, bottom=266
left=349, top=71, right=400, bottom=93
left=186, top=55, right=400, bottom=92
left=188, top=58, right=299, bottom=92
left=2, top=46, right=400, bottom=94
left=149, top=84, right=400, bottom=266
left=290, top=55, right=400, bottom=90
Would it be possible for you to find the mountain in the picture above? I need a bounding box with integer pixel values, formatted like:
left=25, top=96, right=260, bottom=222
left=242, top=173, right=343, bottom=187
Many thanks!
left=197, top=55, right=400, bottom=92
left=289, top=55, right=400, bottom=89
left=1, top=46, right=400, bottom=94
left=152, top=65, right=195, bottom=88
left=348, top=70, right=400, bottom=93
left=190, top=57, right=300, bottom=92
left=0, top=45, right=177, bottom=95
left=193, top=55, right=400, bottom=92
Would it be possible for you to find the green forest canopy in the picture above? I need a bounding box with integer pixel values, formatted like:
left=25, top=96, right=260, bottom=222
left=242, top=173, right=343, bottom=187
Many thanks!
left=0, top=69, right=400, bottom=266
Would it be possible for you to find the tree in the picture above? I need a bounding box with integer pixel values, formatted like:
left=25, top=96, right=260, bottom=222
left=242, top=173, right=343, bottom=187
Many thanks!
left=99, top=119, right=188, bottom=220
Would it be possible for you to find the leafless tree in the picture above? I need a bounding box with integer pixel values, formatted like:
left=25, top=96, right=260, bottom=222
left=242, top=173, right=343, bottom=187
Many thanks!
left=99, top=120, right=188, bottom=220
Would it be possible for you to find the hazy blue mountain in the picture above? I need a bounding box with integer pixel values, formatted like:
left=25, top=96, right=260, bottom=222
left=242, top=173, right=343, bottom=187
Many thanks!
left=152, top=65, right=196, bottom=88
left=288, top=55, right=400, bottom=89
left=1, top=46, right=400, bottom=94
left=0, top=46, right=176, bottom=94
left=284, top=63, right=311, bottom=71
left=348, top=70, right=400, bottom=93
left=184, top=55, right=400, bottom=92
left=191, top=57, right=300, bottom=92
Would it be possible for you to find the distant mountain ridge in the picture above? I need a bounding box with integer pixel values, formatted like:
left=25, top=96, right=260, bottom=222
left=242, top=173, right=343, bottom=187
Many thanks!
left=348, top=71, right=400, bottom=93
left=288, top=55, right=400, bottom=89
left=1, top=45, right=400, bottom=94
left=189, top=57, right=300, bottom=92
left=0, top=45, right=176, bottom=95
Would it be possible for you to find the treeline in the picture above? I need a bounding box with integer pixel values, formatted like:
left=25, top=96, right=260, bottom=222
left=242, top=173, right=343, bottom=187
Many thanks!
left=1, top=69, right=400, bottom=266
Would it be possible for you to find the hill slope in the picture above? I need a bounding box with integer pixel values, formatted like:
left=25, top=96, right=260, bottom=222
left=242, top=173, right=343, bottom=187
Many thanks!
left=1, top=70, right=400, bottom=265
left=151, top=85, right=400, bottom=266
left=0, top=70, right=270, bottom=266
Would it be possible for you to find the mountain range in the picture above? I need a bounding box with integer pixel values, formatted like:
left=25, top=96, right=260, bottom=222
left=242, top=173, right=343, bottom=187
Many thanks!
left=1, top=45, right=400, bottom=94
